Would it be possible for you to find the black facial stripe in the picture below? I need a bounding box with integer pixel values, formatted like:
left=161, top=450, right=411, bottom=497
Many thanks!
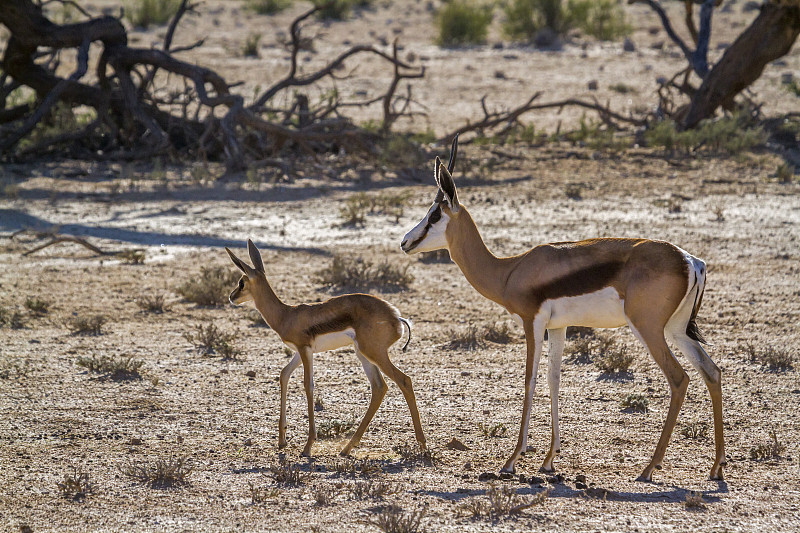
left=407, top=204, right=442, bottom=250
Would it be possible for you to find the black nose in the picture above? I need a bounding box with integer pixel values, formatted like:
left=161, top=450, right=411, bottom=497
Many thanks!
left=401, top=239, right=408, bottom=248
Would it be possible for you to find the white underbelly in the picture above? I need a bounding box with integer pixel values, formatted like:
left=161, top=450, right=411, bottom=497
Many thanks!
left=310, top=328, right=356, bottom=353
left=543, top=287, right=627, bottom=330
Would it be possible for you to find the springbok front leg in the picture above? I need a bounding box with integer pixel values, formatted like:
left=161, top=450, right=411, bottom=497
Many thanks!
left=298, top=347, right=316, bottom=456
left=278, top=351, right=302, bottom=448
left=340, top=350, right=388, bottom=456
left=502, top=318, right=545, bottom=473
left=542, top=327, right=566, bottom=472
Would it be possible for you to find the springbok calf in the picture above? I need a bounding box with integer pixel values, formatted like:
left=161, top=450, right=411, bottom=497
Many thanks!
left=226, top=240, right=426, bottom=456
left=400, top=137, right=725, bottom=481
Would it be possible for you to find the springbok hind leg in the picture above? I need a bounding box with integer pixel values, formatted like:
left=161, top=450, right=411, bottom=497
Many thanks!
left=629, top=321, right=689, bottom=482
left=298, top=347, right=316, bottom=456
left=340, top=350, right=388, bottom=456
left=278, top=352, right=301, bottom=448
left=669, top=332, right=726, bottom=480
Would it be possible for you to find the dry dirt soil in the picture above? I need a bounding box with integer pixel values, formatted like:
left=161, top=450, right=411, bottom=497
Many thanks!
left=2, top=1, right=800, bottom=532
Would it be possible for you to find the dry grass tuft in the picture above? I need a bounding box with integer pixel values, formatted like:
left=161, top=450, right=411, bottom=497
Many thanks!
left=137, top=294, right=170, bottom=313
left=444, top=322, right=516, bottom=350
left=0, top=307, right=27, bottom=329
left=76, top=354, right=144, bottom=380
left=118, top=249, right=146, bottom=264
left=176, top=266, right=240, bottom=306
left=620, top=393, right=648, bottom=413
left=317, top=255, right=413, bottom=291
left=479, top=422, right=507, bottom=438
left=350, top=480, right=396, bottom=500
left=65, top=314, right=106, bottom=335
left=183, top=323, right=241, bottom=359
left=248, top=481, right=281, bottom=503
left=56, top=468, right=93, bottom=501
left=270, top=459, right=309, bottom=485
left=365, top=504, right=426, bottom=533
left=743, top=342, right=795, bottom=370
left=460, top=484, right=549, bottom=518
left=312, top=484, right=341, bottom=506
left=750, top=429, right=786, bottom=461
left=680, top=421, right=709, bottom=440
left=340, top=191, right=410, bottom=227
left=594, top=341, right=635, bottom=374
left=684, top=491, right=707, bottom=510
left=393, top=444, right=439, bottom=466
left=120, top=455, right=193, bottom=488
left=24, top=297, right=49, bottom=315
left=329, top=457, right=383, bottom=477
left=317, top=418, right=356, bottom=439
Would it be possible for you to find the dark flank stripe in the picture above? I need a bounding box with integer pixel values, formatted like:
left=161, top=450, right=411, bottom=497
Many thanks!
left=529, top=261, right=624, bottom=308
left=304, top=314, right=353, bottom=338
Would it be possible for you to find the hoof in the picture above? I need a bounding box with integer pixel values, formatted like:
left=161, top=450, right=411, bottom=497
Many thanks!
left=339, top=449, right=352, bottom=458
left=539, top=465, right=555, bottom=473
left=278, top=442, right=288, bottom=449
left=635, top=474, right=653, bottom=483
left=500, top=466, right=515, bottom=475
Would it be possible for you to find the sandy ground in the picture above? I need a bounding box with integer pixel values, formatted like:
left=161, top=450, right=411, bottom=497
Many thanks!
left=2, top=1, right=800, bottom=532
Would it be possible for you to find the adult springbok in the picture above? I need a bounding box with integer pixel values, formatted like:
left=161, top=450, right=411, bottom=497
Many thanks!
left=401, top=136, right=725, bottom=481
left=226, top=240, right=426, bottom=457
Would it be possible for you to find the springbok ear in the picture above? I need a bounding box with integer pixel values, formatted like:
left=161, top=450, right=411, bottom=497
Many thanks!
left=437, top=162, right=459, bottom=212
left=226, top=247, right=253, bottom=275
left=247, top=239, right=265, bottom=273
left=433, top=155, right=443, bottom=187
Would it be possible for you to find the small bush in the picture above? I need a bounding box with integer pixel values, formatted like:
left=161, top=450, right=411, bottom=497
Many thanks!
left=24, top=297, right=49, bottom=315
left=776, top=163, right=795, bottom=184
left=750, top=429, right=786, bottom=461
left=176, top=266, right=240, bottom=306
left=744, top=343, right=795, bottom=370
left=680, top=421, right=709, bottom=440
left=137, top=294, right=170, bottom=313
left=249, top=481, right=281, bottom=503
left=313, top=0, right=358, bottom=20
left=56, top=468, right=93, bottom=501
left=0, top=308, right=27, bottom=329
left=567, top=0, right=630, bottom=41
left=381, top=134, right=426, bottom=169
left=609, top=82, right=635, bottom=94
left=436, top=1, right=494, bottom=46
left=183, top=323, right=241, bottom=359
left=644, top=115, right=766, bottom=154
left=684, top=491, right=707, bottom=510
left=460, top=483, right=548, bottom=518
left=65, top=314, right=106, bottom=335
left=270, top=459, right=309, bottom=485
left=566, top=116, right=631, bottom=151
left=242, top=33, right=262, bottom=57
left=313, top=484, right=340, bottom=506
left=118, top=249, right=146, bottom=264
left=316, top=255, right=413, bottom=291
left=483, top=322, right=514, bottom=344
left=125, top=0, right=181, bottom=28
left=350, top=480, right=395, bottom=500
left=365, top=504, right=426, bottom=533
left=318, top=418, right=356, bottom=439
left=479, top=422, right=507, bottom=438
left=393, top=444, right=439, bottom=466
left=503, top=0, right=565, bottom=39
left=594, top=341, right=634, bottom=374
left=445, top=324, right=483, bottom=350
left=565, top=335, right=594, bottom=364
left=77, top=354, right=144, bottom=380
left=330, top=457, right=383, bottom=477
left=340, top=191, right=410, bottom=227
left=620, top=393, right=648, bottom=413
left=121, top=455, right=192, bottom=488
left=247, top=0, right=292, bottom=15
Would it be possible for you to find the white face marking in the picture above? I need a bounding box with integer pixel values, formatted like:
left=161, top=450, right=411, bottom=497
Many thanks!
left=310, top=328, right=356, bottom=354
left=401, top=203, right=450, bottom=254
left=543, top=287, right=627, bottom=330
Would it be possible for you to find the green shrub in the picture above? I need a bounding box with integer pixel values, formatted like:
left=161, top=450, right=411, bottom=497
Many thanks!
left=436, top=1, right=494, bottom=46
left=503, top=0, right=628, bottom=41
left=243, top=33, right=262, bottom=58
left=316, top=255, right=413, bottom=291
left=247, top=0, right=293, bottom=15
left=176, top=266, right=240, bottom=306
left=313, top=0, right=369, bottom=20
left=644, top=115, right=766, bottom=154
left=24, top=297, right=49, bottom=315
left=125, top=0, right=181, bottom=28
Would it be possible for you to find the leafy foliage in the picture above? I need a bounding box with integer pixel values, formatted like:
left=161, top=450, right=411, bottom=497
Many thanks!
left=436, top=1, right=494, bottom=46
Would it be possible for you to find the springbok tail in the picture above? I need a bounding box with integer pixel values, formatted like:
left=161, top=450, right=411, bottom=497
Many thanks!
left=399, top=317, right=412, bottom=352
left=686, top=265, right=707, bottom=345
